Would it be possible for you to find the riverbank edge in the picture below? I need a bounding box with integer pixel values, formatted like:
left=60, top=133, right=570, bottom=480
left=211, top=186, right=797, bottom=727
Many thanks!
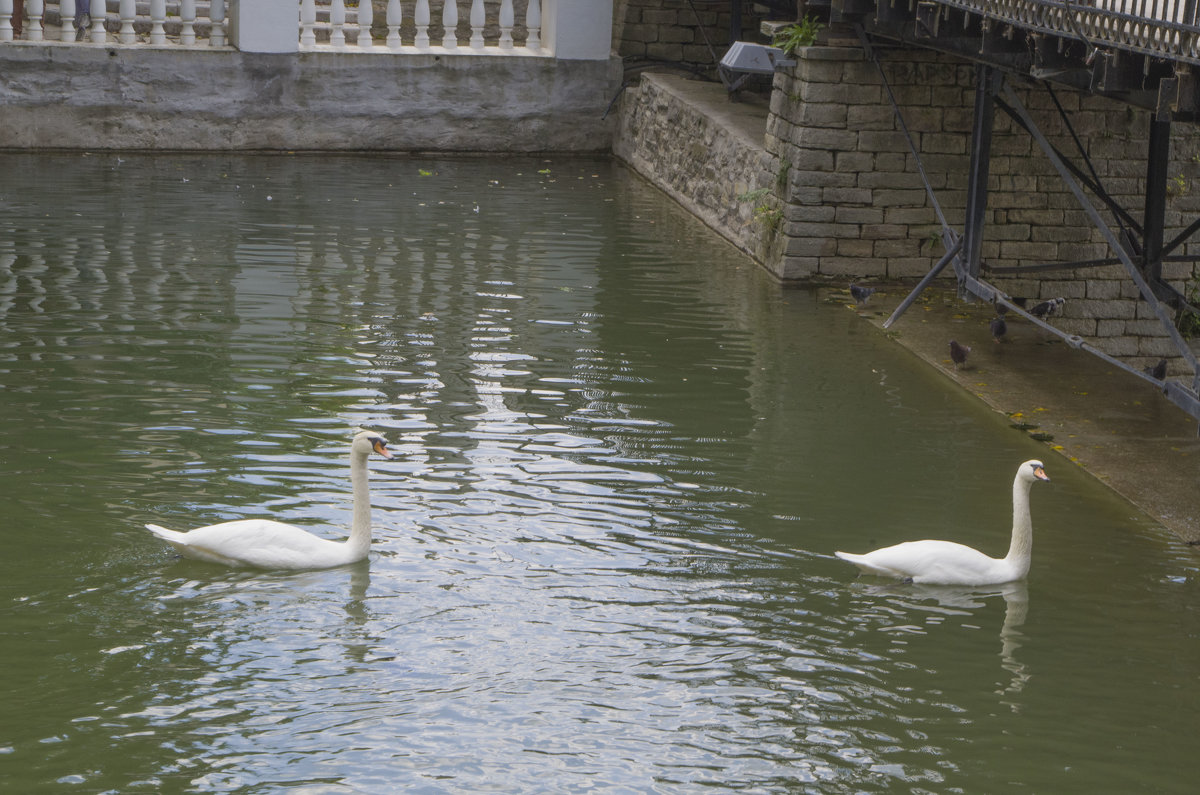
left=838, top=284, right=1200, bottom=544
left=612, top=72, right=1200, bottom=545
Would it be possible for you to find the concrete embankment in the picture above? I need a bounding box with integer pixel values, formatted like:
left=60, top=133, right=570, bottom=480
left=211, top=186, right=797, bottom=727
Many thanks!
left=846, top=285, right=1200, bottom=543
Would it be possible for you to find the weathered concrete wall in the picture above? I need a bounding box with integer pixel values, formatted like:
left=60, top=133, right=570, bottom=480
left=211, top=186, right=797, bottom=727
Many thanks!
left=612, top=72, right=781, bottom=272
left=0, top=45, right=622, bottom=151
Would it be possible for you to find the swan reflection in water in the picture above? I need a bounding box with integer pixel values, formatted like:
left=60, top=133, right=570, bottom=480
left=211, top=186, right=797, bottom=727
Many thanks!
left=859, top=580, right=1031, bottom=710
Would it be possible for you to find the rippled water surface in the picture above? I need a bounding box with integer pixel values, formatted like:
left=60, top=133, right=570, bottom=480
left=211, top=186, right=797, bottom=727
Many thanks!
left=3, top=153, right=1200, bottom=792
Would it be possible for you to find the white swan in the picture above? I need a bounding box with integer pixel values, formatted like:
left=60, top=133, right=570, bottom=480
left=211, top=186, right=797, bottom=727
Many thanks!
left=145, top=430, right=393, bottom=570
left=835, top=459, right=1050, bottom=586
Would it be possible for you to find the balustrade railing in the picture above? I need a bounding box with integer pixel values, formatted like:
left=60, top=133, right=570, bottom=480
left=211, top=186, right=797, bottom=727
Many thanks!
left=299, top=1, right=542, bottom=53
left=0, top=1, right=546, bottom=54
left=0, top=0, right=225, bottom=44
left=929, top=0, right=1200, bottom=63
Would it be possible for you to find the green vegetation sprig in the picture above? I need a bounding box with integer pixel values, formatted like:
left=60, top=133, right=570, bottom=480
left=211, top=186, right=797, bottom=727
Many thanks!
left=773, top=15, right=823, bottom=56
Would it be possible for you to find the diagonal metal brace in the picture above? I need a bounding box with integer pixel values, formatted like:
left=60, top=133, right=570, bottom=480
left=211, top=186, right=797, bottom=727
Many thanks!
left=998, top=84, right=1200, bottom=377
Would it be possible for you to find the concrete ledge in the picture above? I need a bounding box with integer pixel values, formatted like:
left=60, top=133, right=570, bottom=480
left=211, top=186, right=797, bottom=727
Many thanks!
left=851, top=285, right=1200, bottom=543
left=0, top=44, right=622, bottom=151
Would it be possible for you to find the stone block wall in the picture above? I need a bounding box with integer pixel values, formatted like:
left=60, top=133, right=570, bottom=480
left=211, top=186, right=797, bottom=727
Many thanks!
left=613, top=72, right=779, bottom=268
left=766, top=45, right=1200, bottom=370
left=615, top=0, right=787, bottom=77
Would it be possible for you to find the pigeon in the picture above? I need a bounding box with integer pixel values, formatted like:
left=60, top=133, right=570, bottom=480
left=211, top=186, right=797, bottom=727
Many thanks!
left=949, top=340, right=971, bottom=369
left=1146, top=358, right=1168, bottom=381
left=849, top=283, right=875, bottom=306
left=1030, top=297, right=1065, bottom=318
left=990, top=315, right=1007, bottom=343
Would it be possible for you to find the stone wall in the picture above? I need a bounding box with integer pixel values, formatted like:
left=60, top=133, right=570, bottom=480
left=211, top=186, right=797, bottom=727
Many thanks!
left=766, top=45, right=1200, bottom=369
left=613, top=72, right=779, bottom=269
left=615, top=0, right=789, bottom=78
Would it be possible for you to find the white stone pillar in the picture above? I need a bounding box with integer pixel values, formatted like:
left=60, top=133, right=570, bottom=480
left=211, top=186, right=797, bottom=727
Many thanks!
left=541, top=0, right=612, bottom=60
left=227, top=0, right=298, bottom=53
left=0, top=0, right=12, bottom=43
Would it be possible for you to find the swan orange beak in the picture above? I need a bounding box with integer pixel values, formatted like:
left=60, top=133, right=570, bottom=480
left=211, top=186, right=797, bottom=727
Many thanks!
left=373, top=440, right=394, bottom=459
left=1034, top=466, right=1049, bottom=481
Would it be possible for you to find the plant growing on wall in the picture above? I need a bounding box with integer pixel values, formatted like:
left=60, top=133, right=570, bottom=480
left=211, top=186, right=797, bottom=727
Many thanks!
left=1167, top=173, right=1189, bottom=198
left=1176, top=283, right=1200, bottom=337
left=738, top=188, right=783, bottom=233
left=773, top=15, right=823, bottom=56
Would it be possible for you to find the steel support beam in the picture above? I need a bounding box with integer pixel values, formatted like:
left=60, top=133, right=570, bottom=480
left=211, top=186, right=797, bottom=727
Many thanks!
left=1000, top=85, right=1199, bottom=373
left=1144, top=116, right=1171, bottom=287
left=961, top=65, right=1000, bottom=296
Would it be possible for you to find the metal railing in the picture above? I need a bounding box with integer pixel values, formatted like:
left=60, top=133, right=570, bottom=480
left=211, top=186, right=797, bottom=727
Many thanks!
left=935, top=0, right=1200, bottom=65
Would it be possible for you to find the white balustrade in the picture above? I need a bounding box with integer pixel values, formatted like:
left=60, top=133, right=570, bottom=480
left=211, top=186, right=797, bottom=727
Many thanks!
left=149, top=0, right=166, bottom=45
left=0, top=1, right=601, bottom=60
left=0, top=0, right=12, bottom=43
left=301, top=0, right=317, bottom=46
left=526, top=0, right=540, bottom=51
left=469, top=0, right=484, bottom=48
left=210, top=0, right=224, bottom=46
left=0, top=0, right=230, bottom=48
left=293, top=1, right=553, bottom=53
left=442, top=0, right=457, bottom=49
left=59, top=0, right=74, bottom=42
left=499, top=0, right=513, bottom=49
left=118, top=0, right=135, bottom=44
left=330, top=0, right=346, bottom=48
left=28, top=0, right=45, bottom=41
left=89, top=0, right=105, bottom=43
left=386, top=0, right=402, bottom=49
left=414, top=0, right=429, bottom=48
left=357, top=0, right=372, bottom=47
left=180, top=0, right=195, bottom=45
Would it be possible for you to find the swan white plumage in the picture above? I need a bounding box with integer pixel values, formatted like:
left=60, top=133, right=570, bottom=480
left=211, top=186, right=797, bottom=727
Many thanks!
left=835, top=459, right=1050, bottom=586
left=145, top=430, right=393, bottom=569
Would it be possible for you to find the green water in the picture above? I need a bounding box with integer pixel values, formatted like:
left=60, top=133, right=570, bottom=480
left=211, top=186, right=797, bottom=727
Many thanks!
left=1, top=152, right=1198, bottom=793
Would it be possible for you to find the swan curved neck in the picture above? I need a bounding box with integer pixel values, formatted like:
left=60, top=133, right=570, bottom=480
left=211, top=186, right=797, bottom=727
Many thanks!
left=347, top=448, right=373, bottom=557
left=1004, top=472, right=1035, bottom=576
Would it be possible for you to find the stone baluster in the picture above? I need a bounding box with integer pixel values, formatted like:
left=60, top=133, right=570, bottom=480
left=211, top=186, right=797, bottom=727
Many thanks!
left=118, top=0, right=136, bottom=43
left=498, top=0, right=512, bottom=49
left=525, top=0, right=540, bottom=51
left=0, top=0, right=11, bottom=42
left=89, top=0, right=106, bottom=43
left=209, top=0, right=225, bottom=46
left=469, top=0, right=483, bottom=49
left=180, top=0, right=195, bottom=45
left=414, top=0, right=429, bottom=49
left=386, top=0, right=402, bottom=49
left=150, top=0, right=167, bottom=45
left=300, top=0, right=316, bottom=46
left=356, top=0, right=372, bottom=47
left=60, top=0, right=75, bottom=42
left=442, top=0, right=457, bottom=48
left=27, top=0, right=44, bottom=41
left=331, top=0, right=346, bottom=48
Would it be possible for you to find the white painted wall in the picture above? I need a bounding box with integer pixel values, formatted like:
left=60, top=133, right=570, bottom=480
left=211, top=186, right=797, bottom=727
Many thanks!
left=228, top=0, right=299, bottom=54
left=543, top=0, right=614, bottom=60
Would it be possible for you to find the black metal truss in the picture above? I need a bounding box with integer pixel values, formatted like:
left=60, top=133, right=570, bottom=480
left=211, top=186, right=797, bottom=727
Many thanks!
left=853, top=28, right=1200, bottom=423
left=821, top=0, right=1200, bottom=119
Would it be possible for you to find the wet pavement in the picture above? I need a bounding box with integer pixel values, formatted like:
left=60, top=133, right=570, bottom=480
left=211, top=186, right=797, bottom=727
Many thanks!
left=838, top=284, right=1200, bottom=543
